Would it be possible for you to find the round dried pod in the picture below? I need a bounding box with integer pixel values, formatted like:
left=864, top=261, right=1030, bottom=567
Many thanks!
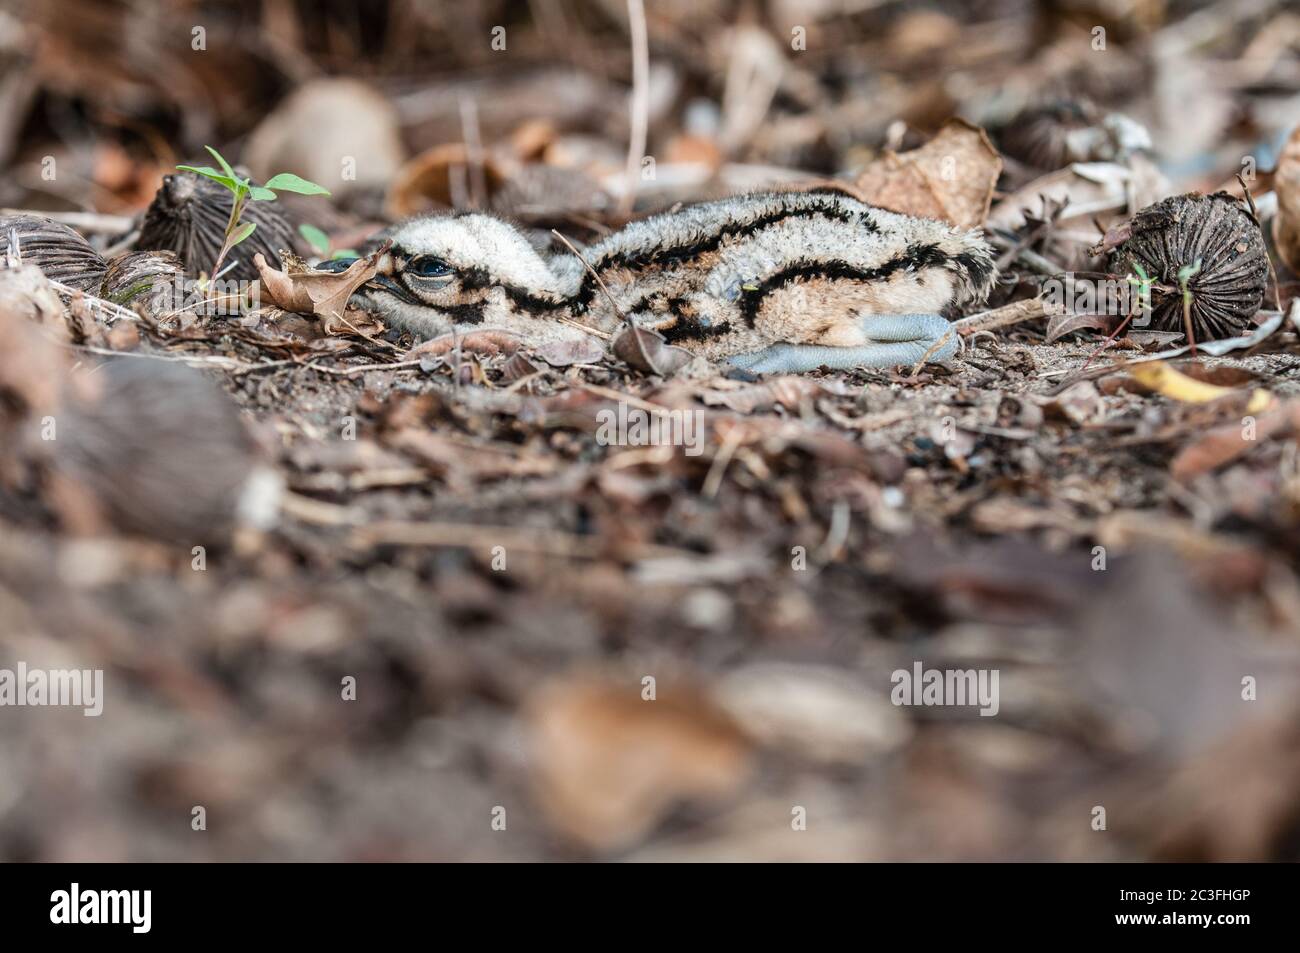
left=100, top=250, right=183, bottom=310
left=1001, top=100, right=1100, bottom=170
left=1000, top=100, right=1150, bottom=171
left=136, top=171, right=300, bottom=282
left=54, top=359, right=276, bottom=544
left=1107, top=192, right=1269, bottom=341
left=0, top=214, right=107, bottom=292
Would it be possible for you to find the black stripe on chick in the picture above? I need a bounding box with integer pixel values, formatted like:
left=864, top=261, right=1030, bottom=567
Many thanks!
left=738, top=243, right=951, bottom=326
left=573, top=198, right=878, bottom=312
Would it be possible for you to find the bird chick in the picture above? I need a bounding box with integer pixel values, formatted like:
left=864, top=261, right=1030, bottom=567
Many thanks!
left=347, top=190, right=996, bottom=373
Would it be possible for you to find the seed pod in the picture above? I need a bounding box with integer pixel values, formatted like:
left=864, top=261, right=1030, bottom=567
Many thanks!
left=1106, top=192, right=1269, bottom=340
left=0, top=214, right=107, bottom=292
left=54, top=359, right=277, bottom=544
left=1001, top=100, right=1151, bottom=171
left=136, top=171, right=300, bottom=282
left=100, top=250, right=183, bottom=310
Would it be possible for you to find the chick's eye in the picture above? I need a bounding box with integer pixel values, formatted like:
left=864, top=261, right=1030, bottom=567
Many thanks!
left=408, top=256, right=452, bottom=278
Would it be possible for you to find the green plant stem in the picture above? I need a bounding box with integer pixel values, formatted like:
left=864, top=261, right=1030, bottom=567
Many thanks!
left=211, top=190, right=248, bottom=279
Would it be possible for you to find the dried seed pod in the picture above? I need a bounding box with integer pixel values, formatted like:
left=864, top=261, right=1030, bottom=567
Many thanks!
left=136, top=171, right=300, bottom=282
left=54, top=359, right=277, bottom=544
left=1107, top=192, right=1269, bottom=340
left=100, top=250, right=183, bottom=309
left=1000, top=100, right=1151, bottom=171
left=0, top=214, right=107, bottom=292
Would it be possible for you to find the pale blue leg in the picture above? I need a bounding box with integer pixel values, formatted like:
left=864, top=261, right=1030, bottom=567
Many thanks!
left=728, top=313, right=957, bottom=374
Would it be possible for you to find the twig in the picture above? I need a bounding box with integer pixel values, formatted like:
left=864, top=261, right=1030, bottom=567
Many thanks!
left=576, top=381, right=676, bottom=417
left=69, top=344, right=258, bottom=372
left=0, top=208, right=134, bottom=233
left=1239, top=171, right=1284, bottom=312
left=551, top=228, right=661, bottom=374
left=953, top=298, right=1050, bottom=336
left=702, top=421, right=744, bottom=498
left=459, top=95, right=488, bottom=210
left=557, top=316, right=612, bottom=339
left=319, top=359, right=424, bottom=377
left=619, top=0, right=650, bottom=216
left=45, top=278, right=141, bottom=326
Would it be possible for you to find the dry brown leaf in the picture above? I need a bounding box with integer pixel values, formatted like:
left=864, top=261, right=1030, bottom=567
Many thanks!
left=254, top=242, right=391, bottom=332
left=1170, top=400, right=1298, bottom=481
left=1273, top=124, right=1300, bottom=273
left=1044, top=310, right=1116, bottom=343
left=853, top=119, right=1001, bottom=229
left=611, top=326, right=693, bottom=377
left=402, top=329, right=521, bottom=361
left=526, top=674, right=752, bottom=852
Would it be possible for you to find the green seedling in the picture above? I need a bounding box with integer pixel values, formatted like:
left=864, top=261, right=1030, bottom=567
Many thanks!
left=177, top=146, right=330, bottom=277
left=298, top=223, right=358, bottom=261
left=1126, top=261, right=1153, bottom=319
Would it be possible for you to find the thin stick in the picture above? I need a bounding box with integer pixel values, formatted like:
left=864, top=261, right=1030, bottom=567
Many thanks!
left=952, top=297, right=1050, bottom=336
left=702, top=421, right=744, bottom=498
left=46, top=279, right=142, bottom=326
left=1239, top=171, right=1284, bottom=312
left=619, top=0, right=650, bottom=216
left=576, top=381, right=676, bottom=417
left=0, top=208, right=134, bottom=233
left=551, top=228, right=661, bottom=375
left=459, top=95, right=488, bottom=210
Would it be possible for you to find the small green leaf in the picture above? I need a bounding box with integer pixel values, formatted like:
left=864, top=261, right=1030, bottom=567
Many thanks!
left=264, top=172, right=331, bottom=196
left=229, top=221, right=258, bottom=249
left=248, top=185, right=278, bottom=201
left=176, top=165, right=240, bottom=192
left=298, top=223, right=331, bottom=254
left=331, top=248, right=360, bottom=259
left=204, top=145, right=238, bottom=181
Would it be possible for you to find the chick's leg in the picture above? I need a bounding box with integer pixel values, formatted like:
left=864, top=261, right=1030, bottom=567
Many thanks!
left=728, top=313, right=957, bottom=374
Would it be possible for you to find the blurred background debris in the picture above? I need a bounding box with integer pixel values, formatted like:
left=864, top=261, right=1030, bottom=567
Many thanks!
left=0, top=0, right=1299, bottom=862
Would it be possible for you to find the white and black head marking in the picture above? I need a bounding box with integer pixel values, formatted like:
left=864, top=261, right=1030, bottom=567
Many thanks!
left=346, top=192, right=998, bottom=373
left=353, top=213, right=567, bottom=339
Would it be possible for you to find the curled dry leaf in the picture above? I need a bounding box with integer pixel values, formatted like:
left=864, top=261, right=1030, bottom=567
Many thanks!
left=611, top=325, right=693, bottom=376
left=526, top=674, right=752, bottom=852
left=1044, top=309, right=1119, bottom=343
left=254, top=241, right=391, bottom=333
left=500, top=352, right=540, bottom=383
left=853, top=119, right=1001, bottom=229
left=402, top=329, right=522, bottom=362
left=1273, top=124, right=1300, bottom=274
